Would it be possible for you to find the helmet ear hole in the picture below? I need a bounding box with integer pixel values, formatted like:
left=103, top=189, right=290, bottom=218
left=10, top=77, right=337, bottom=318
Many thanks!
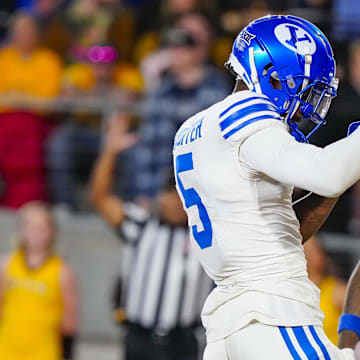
left=263, top=63, right=282, bottom=90
left=262, top=63, right=273, bottom=77
left=270, top=73, right=282, bottom=90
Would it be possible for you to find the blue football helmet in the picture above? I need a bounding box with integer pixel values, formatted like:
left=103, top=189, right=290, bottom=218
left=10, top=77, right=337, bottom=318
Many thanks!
left=225, top=15, right=338, bottom=142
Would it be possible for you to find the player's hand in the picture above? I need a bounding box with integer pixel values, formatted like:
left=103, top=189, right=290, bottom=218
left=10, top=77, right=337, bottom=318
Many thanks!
left=347, top=121, right=360, bottom=136
left=105, top=112, right=138, bottom=154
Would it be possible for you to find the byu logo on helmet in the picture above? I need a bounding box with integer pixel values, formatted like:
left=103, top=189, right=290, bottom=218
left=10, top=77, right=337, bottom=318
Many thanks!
left=274, top=23, right=316, bottom=55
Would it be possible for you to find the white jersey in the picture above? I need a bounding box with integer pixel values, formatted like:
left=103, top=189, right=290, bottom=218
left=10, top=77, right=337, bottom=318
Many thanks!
left=173, top=90, right=324, bottom=342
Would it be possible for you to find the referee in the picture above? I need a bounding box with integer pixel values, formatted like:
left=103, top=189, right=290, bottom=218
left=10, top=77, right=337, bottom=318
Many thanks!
left=90, top=114, right=213, bottom=360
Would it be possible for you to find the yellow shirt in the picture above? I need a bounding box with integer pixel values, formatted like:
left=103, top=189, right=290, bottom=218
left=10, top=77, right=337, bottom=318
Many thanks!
left=320, top=276, right=342, bottom=345
left=0, top=250, right=64, bottom=360
left=62, top=62, right=144, bottom=93
left=0, top=46, right=62, bottom=98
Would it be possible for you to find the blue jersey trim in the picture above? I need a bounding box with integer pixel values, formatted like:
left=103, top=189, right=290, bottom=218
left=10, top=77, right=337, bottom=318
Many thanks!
left=309, top=326, right=331, bottom=360
left=293, top=327, right=318, bottom=360
left=220, top=103, right=279, bottom=131
left=279, top=327, right=302, bottom=360
left=223, top=115, right=280, bottom=139
left=219, top=96, right=267, bottom=118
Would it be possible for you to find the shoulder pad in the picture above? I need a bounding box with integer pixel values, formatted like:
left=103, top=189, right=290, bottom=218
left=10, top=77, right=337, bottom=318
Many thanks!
left=219, top=91, right=282, bottom=142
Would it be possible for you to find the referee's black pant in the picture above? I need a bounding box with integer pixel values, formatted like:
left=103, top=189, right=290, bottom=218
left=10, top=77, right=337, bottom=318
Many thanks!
left=125, top=324, right=199, bottom=360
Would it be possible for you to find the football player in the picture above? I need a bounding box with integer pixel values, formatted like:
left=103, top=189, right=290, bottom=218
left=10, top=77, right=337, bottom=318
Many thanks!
left=173, top=15, right=360, bottom=359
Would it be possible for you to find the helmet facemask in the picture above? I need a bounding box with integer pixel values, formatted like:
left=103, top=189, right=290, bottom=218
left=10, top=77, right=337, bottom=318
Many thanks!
left=285, top=77, right=338, bottom=143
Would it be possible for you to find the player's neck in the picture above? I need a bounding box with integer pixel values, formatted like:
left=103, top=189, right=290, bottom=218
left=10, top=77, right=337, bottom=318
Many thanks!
left=233, top=80, right=248, bottom=93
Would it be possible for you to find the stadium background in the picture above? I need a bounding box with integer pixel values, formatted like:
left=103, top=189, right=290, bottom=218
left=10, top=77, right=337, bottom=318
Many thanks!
left=0, top=0, right=359, bottom=359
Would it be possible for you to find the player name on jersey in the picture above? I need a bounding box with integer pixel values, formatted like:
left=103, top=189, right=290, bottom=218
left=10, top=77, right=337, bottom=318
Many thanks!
left=174, top=117, right=203, bottom=148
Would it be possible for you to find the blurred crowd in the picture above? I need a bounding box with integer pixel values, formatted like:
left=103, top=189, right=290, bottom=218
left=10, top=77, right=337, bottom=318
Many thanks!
left=0, top=0, right=358, bottom=226
left=0, top=1, right=359, bottom=359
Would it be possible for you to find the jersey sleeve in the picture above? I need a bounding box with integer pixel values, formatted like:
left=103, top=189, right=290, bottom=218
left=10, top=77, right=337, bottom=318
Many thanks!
left=218, top=92, right=284, bottom=145
left=240, top=124, right=360, bottom=198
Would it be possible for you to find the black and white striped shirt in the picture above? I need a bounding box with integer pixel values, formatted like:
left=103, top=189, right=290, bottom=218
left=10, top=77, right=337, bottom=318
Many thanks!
left=117, top=203, right=213, bottom=332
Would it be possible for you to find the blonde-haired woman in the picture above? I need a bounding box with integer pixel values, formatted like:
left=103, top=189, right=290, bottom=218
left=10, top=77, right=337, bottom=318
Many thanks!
left=0, top=201, right=78, bottom=360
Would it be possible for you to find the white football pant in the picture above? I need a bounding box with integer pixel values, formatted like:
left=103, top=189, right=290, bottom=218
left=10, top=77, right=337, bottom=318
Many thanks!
left=203, top=321, right=355, bottom=360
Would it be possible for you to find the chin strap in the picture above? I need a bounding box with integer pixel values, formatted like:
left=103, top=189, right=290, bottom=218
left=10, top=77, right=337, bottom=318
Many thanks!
left=286, top=50, right=314, bottom=142
left=302, top=53, right=312, bottom=90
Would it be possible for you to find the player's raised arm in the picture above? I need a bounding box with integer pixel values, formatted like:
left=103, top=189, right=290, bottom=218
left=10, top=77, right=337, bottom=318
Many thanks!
left=240, top=123, right=360, bottom=199
left=90, top=113, right=137, bottom=227
left=338, top=261, right=360, bottom=350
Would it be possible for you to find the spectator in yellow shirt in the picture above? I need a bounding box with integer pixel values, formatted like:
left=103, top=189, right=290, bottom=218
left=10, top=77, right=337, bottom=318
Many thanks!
left=0, top=201, right=78, bottom=360
left=0, top=11, right=62, bottom=99
left=0, top=12, right=62, bottom=209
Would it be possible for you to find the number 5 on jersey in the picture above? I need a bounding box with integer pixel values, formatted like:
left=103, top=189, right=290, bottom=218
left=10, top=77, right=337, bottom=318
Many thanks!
left=175, top=152, right=213, bottom=249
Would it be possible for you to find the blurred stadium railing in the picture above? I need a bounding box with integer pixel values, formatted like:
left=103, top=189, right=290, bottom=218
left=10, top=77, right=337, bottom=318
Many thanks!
left=0, top=94, right=142, bottom=117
